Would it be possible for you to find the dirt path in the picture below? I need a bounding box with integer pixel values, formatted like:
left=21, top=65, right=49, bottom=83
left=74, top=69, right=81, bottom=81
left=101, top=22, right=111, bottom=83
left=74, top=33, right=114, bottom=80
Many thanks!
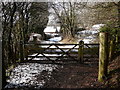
left=40, top=58, right=105, bottom=88
left=5, top=55, right=120, bottom=89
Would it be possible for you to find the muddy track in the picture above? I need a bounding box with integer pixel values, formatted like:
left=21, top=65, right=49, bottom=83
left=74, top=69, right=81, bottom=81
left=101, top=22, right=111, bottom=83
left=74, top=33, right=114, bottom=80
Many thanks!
left=41, top=58, right=105, bottom=88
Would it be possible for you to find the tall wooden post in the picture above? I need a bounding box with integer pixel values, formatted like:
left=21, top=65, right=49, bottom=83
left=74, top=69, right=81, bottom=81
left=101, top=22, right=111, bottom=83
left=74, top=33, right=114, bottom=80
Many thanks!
left=98, top=32, right=109, bottom=82
left=78, top=40, right=84, bottom=63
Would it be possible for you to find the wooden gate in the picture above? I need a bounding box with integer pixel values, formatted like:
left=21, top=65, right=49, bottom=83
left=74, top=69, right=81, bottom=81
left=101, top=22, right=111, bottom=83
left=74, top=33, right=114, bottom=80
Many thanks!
left=23, top=42, right=99, bottom=63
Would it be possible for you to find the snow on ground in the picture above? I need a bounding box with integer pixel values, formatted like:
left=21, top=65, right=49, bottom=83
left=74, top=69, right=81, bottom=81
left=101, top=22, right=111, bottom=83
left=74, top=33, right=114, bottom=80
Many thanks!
left=92, top=24, right=105, bottom=30
left=77, top=29, right=99, bottom=44
left=82, top=35, right=98, bottom=44
left=77, top=29, right=99, bottom=35
left=44, top=29, right=99, bottom=44
left=48, top=36, right=62, bottom=42
left=41, top=40, right=56, bottom=44
left=44, top=26, right=60, bottom=33
left=45, top=33, right=60, bottom=37
left=5, top=63, right=58, bottom=89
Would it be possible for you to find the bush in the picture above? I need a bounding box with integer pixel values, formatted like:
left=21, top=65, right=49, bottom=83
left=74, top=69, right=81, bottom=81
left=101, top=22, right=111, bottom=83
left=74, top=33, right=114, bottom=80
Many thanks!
left=100, top=23, right=119, bottom=40
left=100, top=22, right=120, bottom=53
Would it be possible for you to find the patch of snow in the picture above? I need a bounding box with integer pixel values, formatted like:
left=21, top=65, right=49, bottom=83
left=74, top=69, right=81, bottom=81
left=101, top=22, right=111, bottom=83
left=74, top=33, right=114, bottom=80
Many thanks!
left=58, top=45, right=79, bottom=49
left=85, top=36, right=95, bottom=39
left=49, top=37, right=62, bottom=42
left=29, top=53, right=38, bottom=56
left=77, top=29, right=99, bottom=35
left=40, top=44, right=79, bottom=49
left=77, top=35, right=97, bottom=44
left=92, top=24, right=105, bottom=30
left=45, top=33, right=60, bottom=37
left=44, top=26, right=60, bottom=33
left=77, top=29, right=99, bottom=44
left=41, top=40, right=56, bottom=44
left=5, top=63, right=58, bottom=89
left=82, top=38, right=92, bottom=44
left=28, top=33, right=42, bottom=43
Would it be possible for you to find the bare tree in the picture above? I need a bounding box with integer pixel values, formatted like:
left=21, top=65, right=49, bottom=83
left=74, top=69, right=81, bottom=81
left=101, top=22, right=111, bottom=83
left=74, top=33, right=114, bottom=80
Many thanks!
left=2, top=2, right=49, bottom=81
left=51, top=2, right=87, bottom=39
left=29, top=2, right=49, bottom=39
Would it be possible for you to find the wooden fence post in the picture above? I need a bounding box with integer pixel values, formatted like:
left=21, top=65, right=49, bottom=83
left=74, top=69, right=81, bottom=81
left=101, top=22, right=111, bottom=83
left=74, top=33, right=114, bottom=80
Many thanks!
left=78, top=40, right=84, bottom=63
left=98, top=32, right=109, bottom=82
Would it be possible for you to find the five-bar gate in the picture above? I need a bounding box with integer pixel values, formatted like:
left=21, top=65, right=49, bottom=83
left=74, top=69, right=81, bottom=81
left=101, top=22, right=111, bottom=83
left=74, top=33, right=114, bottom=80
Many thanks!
left=23, top=42, right=99, bottom=64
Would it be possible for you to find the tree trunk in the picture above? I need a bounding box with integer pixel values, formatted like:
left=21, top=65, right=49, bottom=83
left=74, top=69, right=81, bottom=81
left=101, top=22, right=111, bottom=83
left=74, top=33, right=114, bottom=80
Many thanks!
left=2, top=29, right=7, bottom=89
left=118, top=1, right=120, bottom=42
left=109, top=40, right=115, bottom=61
left=20, top=41, right=24, bottom=62
left=8, top=2, right=16, bottom=65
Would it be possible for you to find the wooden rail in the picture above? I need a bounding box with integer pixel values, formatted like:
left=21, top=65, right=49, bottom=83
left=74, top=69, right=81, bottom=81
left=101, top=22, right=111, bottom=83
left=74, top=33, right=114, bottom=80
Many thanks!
left=24, top=42, right=99, bottom=63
